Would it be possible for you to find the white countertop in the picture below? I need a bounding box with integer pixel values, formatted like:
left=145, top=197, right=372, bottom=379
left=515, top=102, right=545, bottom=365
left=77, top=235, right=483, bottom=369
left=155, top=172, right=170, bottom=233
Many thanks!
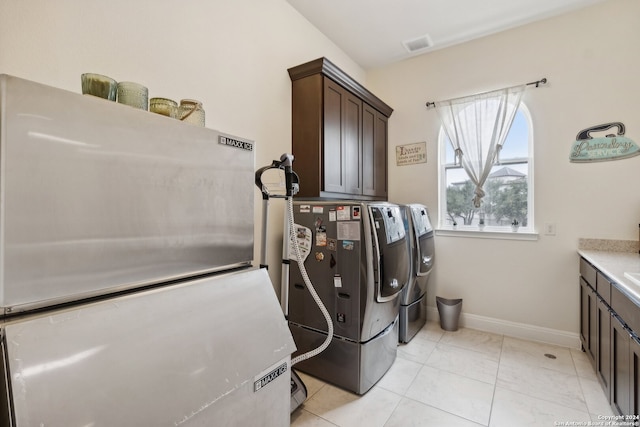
left=578, top=249, right=640, bottom=306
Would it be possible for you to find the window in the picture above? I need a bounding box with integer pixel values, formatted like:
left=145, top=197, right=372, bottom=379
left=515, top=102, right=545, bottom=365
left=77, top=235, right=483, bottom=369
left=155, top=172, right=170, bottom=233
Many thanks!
left=439, top=105, right=533, bottom=232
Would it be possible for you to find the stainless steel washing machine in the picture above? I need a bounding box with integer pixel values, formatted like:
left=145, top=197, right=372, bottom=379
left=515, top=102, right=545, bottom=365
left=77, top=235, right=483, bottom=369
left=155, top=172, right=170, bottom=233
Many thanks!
left=287, top=201, right=410, bottom=394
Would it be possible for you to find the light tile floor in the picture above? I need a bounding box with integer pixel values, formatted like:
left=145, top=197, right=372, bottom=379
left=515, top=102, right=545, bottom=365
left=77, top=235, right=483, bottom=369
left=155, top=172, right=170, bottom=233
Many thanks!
left=290, top=321, right=614, bottom=426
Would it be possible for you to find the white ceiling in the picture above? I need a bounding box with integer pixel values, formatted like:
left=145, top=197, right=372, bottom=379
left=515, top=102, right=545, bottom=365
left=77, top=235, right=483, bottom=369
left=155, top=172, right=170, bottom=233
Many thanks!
left=286, top=0, right=605, bottom=69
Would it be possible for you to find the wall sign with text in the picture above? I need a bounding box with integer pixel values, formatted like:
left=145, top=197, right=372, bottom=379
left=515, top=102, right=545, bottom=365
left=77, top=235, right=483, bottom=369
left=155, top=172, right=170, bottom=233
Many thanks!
left=396, top=142, right=427, bottom=166
left=570, top=122, right=639, bottom=162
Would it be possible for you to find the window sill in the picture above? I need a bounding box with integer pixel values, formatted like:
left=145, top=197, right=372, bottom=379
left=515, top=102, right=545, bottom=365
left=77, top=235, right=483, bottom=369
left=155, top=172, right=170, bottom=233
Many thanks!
left=435, top=227, right=539, bottom=241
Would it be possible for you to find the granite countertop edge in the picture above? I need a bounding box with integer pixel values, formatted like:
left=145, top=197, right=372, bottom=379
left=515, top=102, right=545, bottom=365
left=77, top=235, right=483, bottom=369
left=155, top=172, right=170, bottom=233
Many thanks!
left=578, top=238, right=640, bottom=307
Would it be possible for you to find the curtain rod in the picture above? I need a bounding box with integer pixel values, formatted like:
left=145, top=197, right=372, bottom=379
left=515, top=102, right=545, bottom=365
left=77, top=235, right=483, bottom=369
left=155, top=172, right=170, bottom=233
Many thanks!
left=425, top=78, right=547, bottom=109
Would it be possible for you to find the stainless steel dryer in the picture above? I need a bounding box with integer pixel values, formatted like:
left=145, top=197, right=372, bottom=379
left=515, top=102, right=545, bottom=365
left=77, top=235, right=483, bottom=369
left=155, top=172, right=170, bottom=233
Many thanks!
left=399, top=204, right=435, bottom=343
left=287, top=201, right=410, bottom=394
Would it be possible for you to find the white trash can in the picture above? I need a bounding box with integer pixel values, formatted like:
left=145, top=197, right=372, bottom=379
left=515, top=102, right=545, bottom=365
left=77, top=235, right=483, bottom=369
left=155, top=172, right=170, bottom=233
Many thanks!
left=436, top=296, right=462, bottom=331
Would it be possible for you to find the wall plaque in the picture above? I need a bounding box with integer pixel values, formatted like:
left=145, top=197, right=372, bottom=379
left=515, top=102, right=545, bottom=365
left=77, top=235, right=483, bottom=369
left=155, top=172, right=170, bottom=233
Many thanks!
left=396, top=142, right=427, bottom=166
left=570, top=122, right=639, bottom=162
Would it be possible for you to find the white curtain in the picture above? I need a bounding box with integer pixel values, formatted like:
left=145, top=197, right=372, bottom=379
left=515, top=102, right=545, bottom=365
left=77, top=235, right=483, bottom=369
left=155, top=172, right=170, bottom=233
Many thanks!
left=436, top=85, right=525, bottom=208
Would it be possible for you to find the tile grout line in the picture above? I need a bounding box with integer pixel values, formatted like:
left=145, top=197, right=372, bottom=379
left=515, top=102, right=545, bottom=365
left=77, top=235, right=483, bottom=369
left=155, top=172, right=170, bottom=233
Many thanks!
left=570, top=349, right=601, bottom=417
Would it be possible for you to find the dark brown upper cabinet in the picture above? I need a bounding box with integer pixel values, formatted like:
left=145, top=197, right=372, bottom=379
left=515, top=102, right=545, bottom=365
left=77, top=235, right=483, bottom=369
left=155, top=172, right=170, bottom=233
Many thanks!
left=288, top=58, right=393, bottom=200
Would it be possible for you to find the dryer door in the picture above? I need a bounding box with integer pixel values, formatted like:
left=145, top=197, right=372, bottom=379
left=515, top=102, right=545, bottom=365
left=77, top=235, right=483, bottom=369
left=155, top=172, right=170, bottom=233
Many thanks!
left=369, top=205, right=410, bottom=302
left=411, top=206, right=434, bottom=276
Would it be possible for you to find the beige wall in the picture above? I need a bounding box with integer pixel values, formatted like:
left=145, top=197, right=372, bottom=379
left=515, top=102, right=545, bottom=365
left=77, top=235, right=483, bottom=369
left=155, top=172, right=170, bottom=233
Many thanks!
left=368, top=0, right=640, bottom=344
left=0, top=0, right=364, bottom=295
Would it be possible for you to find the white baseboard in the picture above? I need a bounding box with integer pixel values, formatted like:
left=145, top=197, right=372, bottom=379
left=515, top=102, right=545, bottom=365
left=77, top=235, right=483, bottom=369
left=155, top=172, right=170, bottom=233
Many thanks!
left=426, top=306, right=581, bottom=350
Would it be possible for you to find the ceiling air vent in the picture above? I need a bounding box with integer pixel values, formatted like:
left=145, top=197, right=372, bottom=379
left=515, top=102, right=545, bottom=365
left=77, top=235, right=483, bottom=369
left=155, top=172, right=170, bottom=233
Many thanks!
left=402, top=34, right=433, bottom=53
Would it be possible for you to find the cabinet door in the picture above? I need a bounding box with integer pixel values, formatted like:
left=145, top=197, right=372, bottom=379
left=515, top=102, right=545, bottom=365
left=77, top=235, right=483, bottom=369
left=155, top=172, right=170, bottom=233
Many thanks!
left=343, top=92, right=362, bottom=195
left=589, top=287, right=598, bottom=364
left=580, top=277, right=588, bottom=353
left=597, top=297, right=611, bottom=400
left=323, top=79, right=362, bottom=196
left=580, top=277, right=595, bottom=362
left=323, top=79, right=347, bottom=194
left=362, top=104, right=388, bottom=198
left=612, top=315, right=631, bottom=415
left=631, top=336, right=640, bottom=416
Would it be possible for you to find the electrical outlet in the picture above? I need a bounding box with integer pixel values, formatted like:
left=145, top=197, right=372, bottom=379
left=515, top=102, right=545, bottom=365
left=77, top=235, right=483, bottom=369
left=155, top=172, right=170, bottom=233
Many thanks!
left=544, top=222, right=556, bottom=236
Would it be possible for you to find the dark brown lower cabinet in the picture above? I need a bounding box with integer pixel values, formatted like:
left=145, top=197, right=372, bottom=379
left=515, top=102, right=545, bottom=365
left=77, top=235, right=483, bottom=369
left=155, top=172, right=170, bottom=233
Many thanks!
left=589, top=288, right=598, bottom=366
left=611, top=314, right=631, bottom=415
left=630, top=335, right=640, bottom=415
left=580, top=277, right=596, bottom=363
left=580, top=256, right=640, bottom=416
left=596, top=297, right=611, bottom=397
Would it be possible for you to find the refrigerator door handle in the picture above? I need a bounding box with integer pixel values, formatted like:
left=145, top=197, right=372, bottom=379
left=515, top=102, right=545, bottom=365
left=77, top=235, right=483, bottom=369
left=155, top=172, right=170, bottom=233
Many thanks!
left=369, top=214, right=382, bottom=291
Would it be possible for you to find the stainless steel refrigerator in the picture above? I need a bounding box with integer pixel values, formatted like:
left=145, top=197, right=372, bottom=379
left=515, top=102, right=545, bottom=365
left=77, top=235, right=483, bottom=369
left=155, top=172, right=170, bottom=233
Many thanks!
left=0, top=74, right=295, bottom=426
left=287, top=201, right=410, bottom=394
